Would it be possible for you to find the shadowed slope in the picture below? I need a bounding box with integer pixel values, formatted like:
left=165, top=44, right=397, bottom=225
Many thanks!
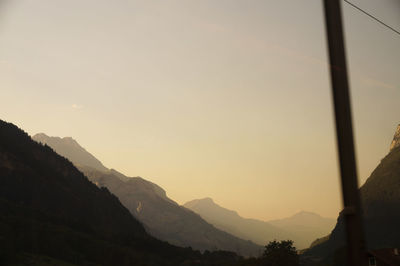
left=1, top=124, right=145, bottom=239
left=305, top=125, right=400, bottom=263
left=0, top=120, right=245, bottom=265
left=78, top=167, right=262, bottom=257
left=32, top=133, right=262, bottom=257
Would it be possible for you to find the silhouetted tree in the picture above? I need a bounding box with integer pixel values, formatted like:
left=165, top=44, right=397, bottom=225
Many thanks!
left=260, top=240, right=299, bottom=266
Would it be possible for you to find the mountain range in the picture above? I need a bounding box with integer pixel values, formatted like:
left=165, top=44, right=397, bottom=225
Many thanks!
left=305, top=124, right=400, bottom=264
left=32, top=132, right=336, bottom=253
left=268, top=211, right=336, bottom=249
left=184, top=198, right=335, bottom=249
left=0, top=120, right=225, bottom=265
left=32, top=133, right=262, bottom=257
left=6, top=119, right=399, bottom=265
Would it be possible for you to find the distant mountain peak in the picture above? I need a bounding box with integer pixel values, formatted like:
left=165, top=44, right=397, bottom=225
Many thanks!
left=62, top=136, right=79, bottom=144
left=32, top=133, right=108, bottom=172
left=29, top=130, right=262, bottom=256
left=33, top=132, right=48, bottom=138
left=390, top=124, right=400, bottom=151
left=184, top=198, right=244, bottom=221
left=185, top=199, right=336, bottom=249
left=292, top=210, right=321, bottom=218
left=199, top=197, right=215, bottom=203
left=184, top=197, right=218, bottom=208
left=34, top=133, right=78, bottom=145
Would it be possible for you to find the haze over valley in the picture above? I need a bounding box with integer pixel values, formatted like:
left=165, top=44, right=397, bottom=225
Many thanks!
left=32, top=132, right=335, bottom=252
left=1, top=0, right=400, bottom=265
left=3, top=120, right=400, bottom=265
left=2, top=0, right=399, bottom=223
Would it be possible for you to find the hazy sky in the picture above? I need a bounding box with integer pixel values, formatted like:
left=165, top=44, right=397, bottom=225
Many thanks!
left=1, top=0, right=399, bottom=220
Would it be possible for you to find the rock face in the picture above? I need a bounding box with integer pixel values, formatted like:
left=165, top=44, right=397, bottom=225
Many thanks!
left=32, top=133, right=262, bottom=257
left=390, top=124, right=400, bottom=151
left=305, top=124, right=400, bottom=263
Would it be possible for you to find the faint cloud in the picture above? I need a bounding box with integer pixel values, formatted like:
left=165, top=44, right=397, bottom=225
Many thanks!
left=71, top=104, right=84, bottom=110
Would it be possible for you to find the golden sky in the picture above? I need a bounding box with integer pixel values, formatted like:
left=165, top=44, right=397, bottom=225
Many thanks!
left=1, top=0, right=400, bottom=220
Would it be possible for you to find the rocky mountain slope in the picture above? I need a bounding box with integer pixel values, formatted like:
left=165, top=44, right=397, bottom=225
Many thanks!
left=305, top=124, right=400, bottom=263
left=33, top=133, right=108, bottom=172
left=32, top=133, right=262, bottom=257
left=0, top=120, right=231, bottom=265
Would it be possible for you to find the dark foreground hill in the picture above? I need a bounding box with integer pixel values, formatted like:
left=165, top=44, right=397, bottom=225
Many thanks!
left=32, top=133, right=262, bottom=257
left=304, top=124, right=400, bottom=264
left=0, top=120, right=249, bottom=266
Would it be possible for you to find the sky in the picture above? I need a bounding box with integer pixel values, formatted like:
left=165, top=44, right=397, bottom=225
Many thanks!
left=1, top=0, right=399, bottom=220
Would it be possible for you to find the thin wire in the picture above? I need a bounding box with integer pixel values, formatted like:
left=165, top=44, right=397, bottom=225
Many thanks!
left=344, top=0, right=400, bottom=36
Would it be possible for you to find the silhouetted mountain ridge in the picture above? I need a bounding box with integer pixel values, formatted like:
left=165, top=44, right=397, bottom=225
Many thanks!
left=33, top=133, right=108, bottom=172
left=184, top=198, right=335, bottom=249
left=1, top=120, right=219, bottom=265
left=33, top=133, right=262, bottom=257
left=269, top=211, right=334, bottom=230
